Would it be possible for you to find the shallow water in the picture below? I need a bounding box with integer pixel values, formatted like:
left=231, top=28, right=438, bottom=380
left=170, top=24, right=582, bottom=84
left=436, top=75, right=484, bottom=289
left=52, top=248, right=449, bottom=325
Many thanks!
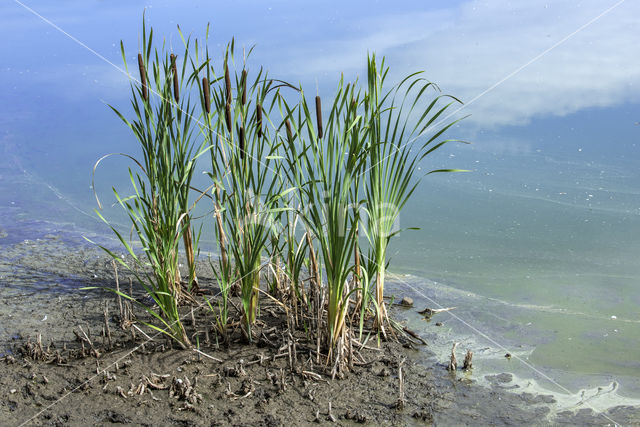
left=391, top=150, right=640, bottom=400
left=1, top=0, right=639, bottom=417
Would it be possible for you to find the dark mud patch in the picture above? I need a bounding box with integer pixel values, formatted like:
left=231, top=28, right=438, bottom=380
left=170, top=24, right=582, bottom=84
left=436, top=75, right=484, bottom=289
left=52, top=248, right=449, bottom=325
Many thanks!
left=1, top=335, right=440, bottom=426
left=1, top=235, right=639, bottom=426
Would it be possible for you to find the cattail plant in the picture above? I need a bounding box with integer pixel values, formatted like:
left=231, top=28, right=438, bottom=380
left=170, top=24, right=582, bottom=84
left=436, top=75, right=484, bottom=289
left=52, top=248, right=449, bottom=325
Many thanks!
left=281, top=78, right=367, bottom=370
left=195, top=48, right=233, bottom=334
left=92, top=19, right=208, bottom=348
left=361, top=54, right=467, bottom=333
left=272, top=105, right=312, bottom=315
left=202, top=44, right=289, bottom=339
left=171, top=50, right=201, bottom=292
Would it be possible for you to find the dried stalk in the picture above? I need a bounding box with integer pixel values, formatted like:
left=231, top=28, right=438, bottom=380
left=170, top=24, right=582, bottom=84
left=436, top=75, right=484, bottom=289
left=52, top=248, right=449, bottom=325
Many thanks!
left=463, top=349, right=473, bottom=371
left=448, top=342, right=458, bottom=372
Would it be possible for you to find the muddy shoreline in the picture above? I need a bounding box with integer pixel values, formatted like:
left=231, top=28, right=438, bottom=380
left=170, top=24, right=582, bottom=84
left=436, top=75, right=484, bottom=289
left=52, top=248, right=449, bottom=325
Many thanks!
left=1, top=233, right=638, bottom=426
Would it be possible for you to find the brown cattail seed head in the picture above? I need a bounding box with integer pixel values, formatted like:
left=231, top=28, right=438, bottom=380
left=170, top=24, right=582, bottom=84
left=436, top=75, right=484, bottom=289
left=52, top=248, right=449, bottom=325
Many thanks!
left=202, top=77, right=211, bottom=114
left=225, top=64, right=232, bottom=104
left=225, top=103, right=232, bottom=133
left=239, top=126, right=245, bottom=160
left=170, top=54, right=179, bottom=102
left=241, top=70, right=247, bottom=106
left=285, top=119, right=293, bottom=142
left=137, top=53, right=148, bottom=102
left=315, top=96, right=323, bottom=139
left=256, top=104, right=263, bottom=138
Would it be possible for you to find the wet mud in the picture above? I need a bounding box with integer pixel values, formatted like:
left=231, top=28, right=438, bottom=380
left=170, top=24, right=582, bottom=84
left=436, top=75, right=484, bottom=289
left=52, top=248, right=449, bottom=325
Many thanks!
left=1, top=234, right=638, bottom=426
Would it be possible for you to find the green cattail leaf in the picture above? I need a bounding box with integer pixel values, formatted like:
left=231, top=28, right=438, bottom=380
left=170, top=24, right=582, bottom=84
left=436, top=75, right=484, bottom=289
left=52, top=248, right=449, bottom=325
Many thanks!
left=120, top=40, right=128, bottom=73
left=225, top=64, right=232, bottom=104
left=426, top=169, right=470, bottom=174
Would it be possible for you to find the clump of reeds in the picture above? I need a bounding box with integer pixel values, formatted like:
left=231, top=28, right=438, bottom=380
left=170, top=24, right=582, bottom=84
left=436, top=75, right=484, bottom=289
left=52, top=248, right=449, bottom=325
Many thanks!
left=93, top=20, right=465, bottom=371
left=197, top=42, right=289, bottom=340
left=92, top=18, right=209, bottom=348
left=281, top=79, right=368, bottom=374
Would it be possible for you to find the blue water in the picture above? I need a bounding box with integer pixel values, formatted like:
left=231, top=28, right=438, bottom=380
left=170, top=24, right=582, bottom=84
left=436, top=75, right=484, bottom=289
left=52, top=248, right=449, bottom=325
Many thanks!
left=2, top=0, right=639, bottom=405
